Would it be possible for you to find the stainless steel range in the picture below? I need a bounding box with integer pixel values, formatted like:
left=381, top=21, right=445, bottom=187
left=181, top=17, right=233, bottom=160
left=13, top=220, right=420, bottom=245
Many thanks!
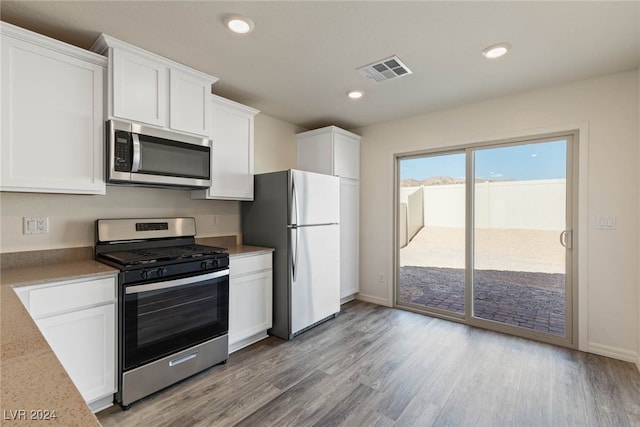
left=95, top=217, right=229, bottom=409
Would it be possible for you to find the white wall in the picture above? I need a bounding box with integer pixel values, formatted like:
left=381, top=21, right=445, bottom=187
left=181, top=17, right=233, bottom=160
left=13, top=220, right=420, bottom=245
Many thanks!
left=421, top=179, right=566, bottom=230
left=356, top=70, right=640, bottom=362
left=0, top=113, right=300, bottom=253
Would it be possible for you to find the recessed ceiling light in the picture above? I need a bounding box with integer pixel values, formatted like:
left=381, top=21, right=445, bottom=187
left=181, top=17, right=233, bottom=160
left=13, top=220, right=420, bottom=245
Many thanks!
left=224, top=14, right=255, bottom=34
left=347, top=90, right=364, bottom=100
left=482, top=42, right=511, bottom=59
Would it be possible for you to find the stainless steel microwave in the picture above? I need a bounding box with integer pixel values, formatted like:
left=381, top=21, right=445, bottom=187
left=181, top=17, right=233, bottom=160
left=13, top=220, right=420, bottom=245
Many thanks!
left=107, top=120, right=212, bottom=189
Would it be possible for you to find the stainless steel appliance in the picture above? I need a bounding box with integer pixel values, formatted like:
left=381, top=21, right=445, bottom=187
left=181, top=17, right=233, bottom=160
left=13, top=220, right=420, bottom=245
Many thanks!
left=107, top=119, right=212, bottom=189
left=241, top=169, right=340, bottom=340
left=95, top=217, right=229, bottom=409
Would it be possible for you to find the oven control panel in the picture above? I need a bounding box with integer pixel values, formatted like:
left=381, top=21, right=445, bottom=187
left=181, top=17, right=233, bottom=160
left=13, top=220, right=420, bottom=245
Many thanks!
left=121, top=254, right=230, bottom=285
left=140, top=268, right=167, bottom=280
left=200, top=257, right=229, bottom=271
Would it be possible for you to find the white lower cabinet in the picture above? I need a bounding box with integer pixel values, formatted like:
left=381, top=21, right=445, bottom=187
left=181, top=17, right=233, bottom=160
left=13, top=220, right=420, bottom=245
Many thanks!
left=14, top=275, right=117, bottom=412
left=228, top=252, right=273, bottom=353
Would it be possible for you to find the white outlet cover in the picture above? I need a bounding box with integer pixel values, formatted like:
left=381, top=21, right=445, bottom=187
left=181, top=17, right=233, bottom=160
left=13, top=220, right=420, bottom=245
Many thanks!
left=23, top=216, right=48, bottom=235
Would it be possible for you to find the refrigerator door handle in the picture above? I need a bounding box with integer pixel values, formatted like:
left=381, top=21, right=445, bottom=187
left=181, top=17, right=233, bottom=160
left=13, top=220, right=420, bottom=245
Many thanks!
left=290, top=227, right=299, bottom=282
left=291, top=174, right=299, bottom=226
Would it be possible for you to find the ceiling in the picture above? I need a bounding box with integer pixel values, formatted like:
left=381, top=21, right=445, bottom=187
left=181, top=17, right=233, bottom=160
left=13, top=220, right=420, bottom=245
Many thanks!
left=1, top=1, right=639, bottom=130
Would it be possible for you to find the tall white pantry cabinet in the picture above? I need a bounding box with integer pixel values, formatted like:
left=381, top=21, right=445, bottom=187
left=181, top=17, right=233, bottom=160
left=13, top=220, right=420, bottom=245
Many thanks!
left=296, top=126, right=361, bottom=302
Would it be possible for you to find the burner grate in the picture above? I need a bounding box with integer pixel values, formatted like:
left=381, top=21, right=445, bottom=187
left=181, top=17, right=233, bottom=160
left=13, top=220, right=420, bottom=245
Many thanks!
left=101, top=244, right=227, bottom=266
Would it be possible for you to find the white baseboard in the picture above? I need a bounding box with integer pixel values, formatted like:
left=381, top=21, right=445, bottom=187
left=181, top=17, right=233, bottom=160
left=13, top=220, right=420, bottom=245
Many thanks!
left=90, top=395, right=114, bottom=413
left=229, top=331, right=268, bottom=354
left=355, top=293, right=392, bottom=307
left=587, top=342, right=638, bottom=365
left=340, top=294, right=357, bottom=305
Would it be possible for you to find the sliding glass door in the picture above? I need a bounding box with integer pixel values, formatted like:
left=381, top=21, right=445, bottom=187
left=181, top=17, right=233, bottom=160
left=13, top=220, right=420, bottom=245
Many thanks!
left=398, top=152, right=466, bottom=316
left=396, top=134, right=575, bottom=345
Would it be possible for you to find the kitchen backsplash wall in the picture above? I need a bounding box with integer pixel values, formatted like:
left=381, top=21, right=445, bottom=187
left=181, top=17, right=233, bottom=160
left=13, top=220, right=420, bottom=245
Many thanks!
left=0, top=113, right=303, bottom=253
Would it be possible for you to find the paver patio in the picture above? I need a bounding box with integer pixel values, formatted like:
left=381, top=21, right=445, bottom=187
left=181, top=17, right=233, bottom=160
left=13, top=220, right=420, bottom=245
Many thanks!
left=399, top=227, right=567, bottom=336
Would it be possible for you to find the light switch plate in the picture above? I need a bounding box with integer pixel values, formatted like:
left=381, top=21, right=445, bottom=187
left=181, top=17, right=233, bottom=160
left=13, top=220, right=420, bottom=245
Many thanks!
left=596, top=215, right=616, bottom=230
left=23, top=217, right=49, bottom=235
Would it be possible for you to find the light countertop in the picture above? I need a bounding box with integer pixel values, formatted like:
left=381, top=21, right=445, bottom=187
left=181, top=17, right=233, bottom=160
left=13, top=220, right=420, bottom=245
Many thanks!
left=1, top=260, right=118, bottom=426
left=0, top=244, right=272, bottom=425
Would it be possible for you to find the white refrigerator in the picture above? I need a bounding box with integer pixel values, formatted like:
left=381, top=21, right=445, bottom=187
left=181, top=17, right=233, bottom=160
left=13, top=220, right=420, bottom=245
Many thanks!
left=241, top=169, right=340, bottom=340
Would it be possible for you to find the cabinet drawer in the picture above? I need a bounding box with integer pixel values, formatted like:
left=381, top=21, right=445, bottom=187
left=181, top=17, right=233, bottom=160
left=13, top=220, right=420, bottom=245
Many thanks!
left=230, top=253, right=272, bottom=277
left=26, top=277, right=116, bottom=319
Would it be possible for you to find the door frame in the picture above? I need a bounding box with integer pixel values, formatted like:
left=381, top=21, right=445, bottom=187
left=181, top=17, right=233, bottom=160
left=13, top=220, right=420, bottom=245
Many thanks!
left=393, top=129, right=581, bottom=349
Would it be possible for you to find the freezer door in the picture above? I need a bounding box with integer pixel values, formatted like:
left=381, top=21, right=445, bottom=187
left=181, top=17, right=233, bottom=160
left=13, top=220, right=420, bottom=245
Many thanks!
left=290, top=224, right=340, bottom=335
left=290, top=170, right=340, bottom=226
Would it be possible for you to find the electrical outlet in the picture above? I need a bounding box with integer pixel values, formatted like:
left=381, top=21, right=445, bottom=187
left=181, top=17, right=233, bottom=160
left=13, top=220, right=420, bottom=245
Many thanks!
left=23, top=217, right=49, bottom=235
left=212, top=215, right=219, bottom=226
left=378, top=273, right=385, bottom=284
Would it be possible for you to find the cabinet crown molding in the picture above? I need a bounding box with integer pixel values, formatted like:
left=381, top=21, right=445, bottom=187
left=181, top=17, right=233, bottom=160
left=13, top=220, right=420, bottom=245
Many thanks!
left=90, top=33, right=218, bottom=85
left=1, top=21, right=107, bottom=67
left=296, top=125, right=361, bottom=141
left=211, top=94, right=260, bottom=116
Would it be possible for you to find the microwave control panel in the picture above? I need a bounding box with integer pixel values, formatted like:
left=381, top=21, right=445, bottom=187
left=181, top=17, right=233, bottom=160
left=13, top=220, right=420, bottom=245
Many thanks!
left=114, top=131, right=132, bottom=172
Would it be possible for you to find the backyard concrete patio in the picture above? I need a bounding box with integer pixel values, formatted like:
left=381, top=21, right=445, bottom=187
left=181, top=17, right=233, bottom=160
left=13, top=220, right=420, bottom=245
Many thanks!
left=399, top=227, right=566, bottom=336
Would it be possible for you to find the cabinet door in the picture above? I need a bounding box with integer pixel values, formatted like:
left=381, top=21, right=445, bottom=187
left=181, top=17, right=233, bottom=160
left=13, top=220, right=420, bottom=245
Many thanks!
left=296, top=133, right=334, bottom=176
left=333, top=134, right=360, bottom=180
left=1, top=35, right=105, bottom=194
left=340, top=178, right=359, bottom=299
left=193, top=97, right=257, bottom=200
left=112, top=48, right=167, bottom=127
left=169, top=69, right=211, bottom=136
left=36, top=304, right=116, bottom=404
left=229, top=271, right=273, bottom=346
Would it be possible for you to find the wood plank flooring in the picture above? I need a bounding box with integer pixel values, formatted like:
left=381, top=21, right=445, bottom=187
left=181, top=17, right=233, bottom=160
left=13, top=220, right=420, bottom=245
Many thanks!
left=97, top=301, right=640, bottom=427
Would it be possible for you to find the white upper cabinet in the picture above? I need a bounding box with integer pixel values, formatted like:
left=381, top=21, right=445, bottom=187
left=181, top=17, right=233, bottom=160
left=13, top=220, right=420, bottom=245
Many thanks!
left=111, top=47, right=167, bottom=127
left=91, top=34, right=217, bottom=137
left=296, top=126, right=361, bottom=180
left=0, top=23, right=107, bottom=194
left=169, top=69, right=212, bottom=136
left=192, top=95, right=259, bottom=201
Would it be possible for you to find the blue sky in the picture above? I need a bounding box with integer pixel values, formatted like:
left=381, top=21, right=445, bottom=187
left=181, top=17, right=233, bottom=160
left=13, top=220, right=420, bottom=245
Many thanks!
left=400, top=140, right=567, bottom=181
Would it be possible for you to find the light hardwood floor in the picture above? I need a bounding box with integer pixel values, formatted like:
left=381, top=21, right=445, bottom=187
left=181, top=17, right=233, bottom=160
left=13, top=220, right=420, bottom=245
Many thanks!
left=98, top=301, right=640, bottom=426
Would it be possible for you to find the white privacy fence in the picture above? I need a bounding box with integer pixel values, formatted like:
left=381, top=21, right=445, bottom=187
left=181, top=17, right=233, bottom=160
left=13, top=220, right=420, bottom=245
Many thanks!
left=400, top=179, right=566, bottom=247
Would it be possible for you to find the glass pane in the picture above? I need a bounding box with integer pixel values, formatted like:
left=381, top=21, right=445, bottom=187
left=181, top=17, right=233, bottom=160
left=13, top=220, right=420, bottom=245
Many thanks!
left=472, top=140, right=567, bottom=336
left=398, top=153, right=466, bottom=314
left=139, top=136, right=210, bottom=179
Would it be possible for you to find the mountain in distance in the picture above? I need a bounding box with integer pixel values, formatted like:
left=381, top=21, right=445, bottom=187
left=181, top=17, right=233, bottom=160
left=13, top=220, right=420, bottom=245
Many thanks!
left=401, top=176, right=513, bottom=187
left=401, top=176, right=465, bottom=187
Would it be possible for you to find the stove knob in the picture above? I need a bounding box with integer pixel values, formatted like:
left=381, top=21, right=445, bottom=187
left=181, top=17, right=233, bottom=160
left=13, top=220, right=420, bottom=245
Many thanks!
left=157, top=268, right=167, bottom=277
left=140, top=270, right=148, bottom=280
left=201, top=261, right=209, bottom=270
left=212, top=259, right=219, bottom=267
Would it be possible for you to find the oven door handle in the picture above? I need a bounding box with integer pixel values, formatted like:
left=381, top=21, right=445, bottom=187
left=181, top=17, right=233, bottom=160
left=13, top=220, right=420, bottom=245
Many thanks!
left=125, top=269, right=229, bottom=294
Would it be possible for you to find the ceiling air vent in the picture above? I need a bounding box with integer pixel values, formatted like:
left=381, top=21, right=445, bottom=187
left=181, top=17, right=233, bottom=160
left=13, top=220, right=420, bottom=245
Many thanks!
left=356, top=55, right=412, bottom=83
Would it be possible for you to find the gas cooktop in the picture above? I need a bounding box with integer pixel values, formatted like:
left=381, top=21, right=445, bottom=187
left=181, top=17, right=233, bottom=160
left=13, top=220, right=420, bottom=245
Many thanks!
left=100, top=244, right=227, bottom=267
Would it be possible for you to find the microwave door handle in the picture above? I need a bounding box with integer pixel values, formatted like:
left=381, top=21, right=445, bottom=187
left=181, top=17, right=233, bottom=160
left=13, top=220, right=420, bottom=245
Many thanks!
left=131, top=134, right=141, bottom=172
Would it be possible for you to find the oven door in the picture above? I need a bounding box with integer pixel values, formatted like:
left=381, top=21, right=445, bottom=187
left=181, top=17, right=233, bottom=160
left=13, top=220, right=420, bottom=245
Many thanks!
left=122, top=269, right=229, bottom=371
